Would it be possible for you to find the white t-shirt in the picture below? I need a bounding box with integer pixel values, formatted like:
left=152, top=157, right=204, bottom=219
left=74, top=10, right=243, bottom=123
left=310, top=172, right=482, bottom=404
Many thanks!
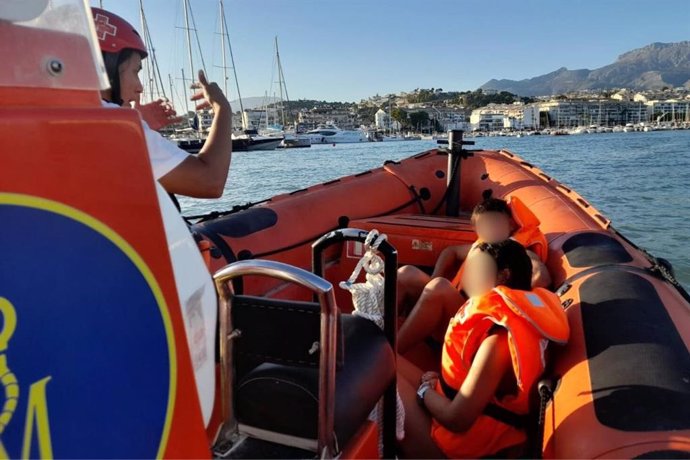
left=102, top=101, right=189, bottom=180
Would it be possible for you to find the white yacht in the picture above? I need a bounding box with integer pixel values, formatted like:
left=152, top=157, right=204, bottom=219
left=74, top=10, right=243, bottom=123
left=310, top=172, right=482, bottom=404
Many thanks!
left=231, top=129, right=284, bottom=151
left=304, top=124, right=368, bottom=144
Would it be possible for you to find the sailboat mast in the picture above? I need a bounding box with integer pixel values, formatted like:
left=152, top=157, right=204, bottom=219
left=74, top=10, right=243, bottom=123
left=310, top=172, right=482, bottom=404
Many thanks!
left=139, top=0, right=156, bottom=101
left=183, top=0, right=195, bottom=86
left=219, top=0, right=244, bottom=125
left=275, top=36, right=290, bottom=127
left=219, top=1, right=229, bottom=97
left=168, top=73, right=176, bottom=109
left=181, top=67, right=189, bottom=114
left=275, top=37, right=284, bottom=126
left=139, top=1, right=153, bottom=103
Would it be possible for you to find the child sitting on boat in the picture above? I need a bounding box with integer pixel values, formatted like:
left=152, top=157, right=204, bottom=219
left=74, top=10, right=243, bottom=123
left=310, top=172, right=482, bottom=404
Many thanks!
left=397, top=196, right=551, bottom=355
left=396, top=240, right=569, bottom=458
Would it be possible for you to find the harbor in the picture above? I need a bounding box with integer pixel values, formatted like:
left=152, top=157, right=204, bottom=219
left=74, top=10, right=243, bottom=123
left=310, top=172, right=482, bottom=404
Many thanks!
left=133, top=0, right=690, bottom=152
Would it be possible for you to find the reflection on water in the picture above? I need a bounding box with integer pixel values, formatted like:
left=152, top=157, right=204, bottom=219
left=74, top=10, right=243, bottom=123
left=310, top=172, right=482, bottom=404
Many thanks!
left=179, top=131, right=690, bottom=289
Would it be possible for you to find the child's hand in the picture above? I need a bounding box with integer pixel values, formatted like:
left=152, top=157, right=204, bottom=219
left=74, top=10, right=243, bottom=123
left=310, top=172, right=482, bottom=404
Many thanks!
left=421, top=371, right=439, bottom=385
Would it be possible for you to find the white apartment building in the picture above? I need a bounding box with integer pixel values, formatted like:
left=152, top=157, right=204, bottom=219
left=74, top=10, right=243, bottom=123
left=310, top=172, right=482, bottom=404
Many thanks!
left=298, top=108, right=355, bottom=129
left=647, top=99, right=690, bottom=122
left=538, top=100, right=650, bottom=127
left=470, top=103, right=537, bottom=131
left=374, top=109, right=402, bottom=131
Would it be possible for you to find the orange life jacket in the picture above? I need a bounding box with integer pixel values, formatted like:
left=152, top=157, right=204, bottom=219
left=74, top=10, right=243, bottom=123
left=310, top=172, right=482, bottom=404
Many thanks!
left=450, top=196, right=548, bottom=291
left=507, top=196, right=548, bottom=262
left=431, top=286, right=569, bottom=459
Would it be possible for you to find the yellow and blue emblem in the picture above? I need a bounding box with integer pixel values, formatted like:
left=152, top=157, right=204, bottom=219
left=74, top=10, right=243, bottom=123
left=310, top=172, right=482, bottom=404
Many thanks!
left=0, top=194, right=175, bottom=458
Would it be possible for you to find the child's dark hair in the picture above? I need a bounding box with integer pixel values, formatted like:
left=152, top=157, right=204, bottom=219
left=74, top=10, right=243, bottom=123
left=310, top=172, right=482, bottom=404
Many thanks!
left=477, top=239, right=532, bottom=290
left=471, top=197, right=512, bottom=222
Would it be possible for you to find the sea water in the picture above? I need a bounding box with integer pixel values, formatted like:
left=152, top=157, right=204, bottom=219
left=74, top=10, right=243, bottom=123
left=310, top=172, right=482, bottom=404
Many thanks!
left=179, top=130, right=690, bottom=289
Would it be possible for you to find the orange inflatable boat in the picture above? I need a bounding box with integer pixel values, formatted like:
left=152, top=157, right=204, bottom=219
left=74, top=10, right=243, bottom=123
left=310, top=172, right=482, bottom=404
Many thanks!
left=4, top=3, right=690, bottom=458
left=193, top=141, right=690, bottom=458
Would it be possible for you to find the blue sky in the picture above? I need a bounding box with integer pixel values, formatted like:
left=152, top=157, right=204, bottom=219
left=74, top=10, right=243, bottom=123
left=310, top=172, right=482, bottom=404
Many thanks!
left=93, top=0, right=689, bottom=106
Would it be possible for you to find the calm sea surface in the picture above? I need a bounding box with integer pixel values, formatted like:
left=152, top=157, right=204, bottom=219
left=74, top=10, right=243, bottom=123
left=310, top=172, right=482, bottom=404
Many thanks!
left=179, top=130, right=690, bottom=289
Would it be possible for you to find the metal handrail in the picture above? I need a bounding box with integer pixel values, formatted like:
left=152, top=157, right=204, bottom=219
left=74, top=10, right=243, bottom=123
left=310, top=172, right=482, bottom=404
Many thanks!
left=212, top=259, right=339, bottom=458
left=312, top=228, right=399, bottom=459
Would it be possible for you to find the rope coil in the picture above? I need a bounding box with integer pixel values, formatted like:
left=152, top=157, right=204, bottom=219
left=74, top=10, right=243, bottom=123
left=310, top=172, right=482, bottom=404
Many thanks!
left=338, top=230, right=405, bottom=451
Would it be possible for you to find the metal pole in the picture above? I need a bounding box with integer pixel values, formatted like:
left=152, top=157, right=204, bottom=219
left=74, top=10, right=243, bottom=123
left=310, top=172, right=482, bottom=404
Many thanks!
left=168, top=73, right=176, bottom=110
left=181, top=67, right=189, bottom=114
left=275, top=36, right=287, bottom=126
left=219, top=0, right=228, bottom=97
left=446, top=129, right=463, bottom=216
left=220, top=1, right=244, bottom=119
left=183, top=0, right=195, bottom=85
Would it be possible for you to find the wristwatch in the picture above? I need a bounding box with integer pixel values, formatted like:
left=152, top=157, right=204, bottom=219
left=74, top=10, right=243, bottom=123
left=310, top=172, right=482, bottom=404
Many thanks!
left=417, top=382, right=432, bottom=406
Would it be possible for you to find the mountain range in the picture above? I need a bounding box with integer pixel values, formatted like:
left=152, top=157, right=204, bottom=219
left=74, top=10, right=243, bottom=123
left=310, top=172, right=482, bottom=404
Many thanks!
left=480, top=41, right=690, bottom=96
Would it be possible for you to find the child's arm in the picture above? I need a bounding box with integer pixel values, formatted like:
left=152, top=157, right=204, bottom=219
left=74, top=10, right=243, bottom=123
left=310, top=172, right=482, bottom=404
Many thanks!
left=432, top=244, right=472, bottom=279
left=421, top=330, right=512, bottom=433
left=527, top=250, right=552, bottom=288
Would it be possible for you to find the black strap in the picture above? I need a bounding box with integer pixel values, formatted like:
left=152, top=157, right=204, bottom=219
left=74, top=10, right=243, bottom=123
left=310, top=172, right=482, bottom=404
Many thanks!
left=440, top=375, right=528, bottom=430
left=168, top=193, right=182, bottom=213
left=483, top=402, right=528, bottom=430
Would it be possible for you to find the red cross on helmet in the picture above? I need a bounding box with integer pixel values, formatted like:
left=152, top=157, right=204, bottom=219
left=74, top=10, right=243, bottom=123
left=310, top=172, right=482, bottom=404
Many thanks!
left=91, top=7, right=148, bottom=58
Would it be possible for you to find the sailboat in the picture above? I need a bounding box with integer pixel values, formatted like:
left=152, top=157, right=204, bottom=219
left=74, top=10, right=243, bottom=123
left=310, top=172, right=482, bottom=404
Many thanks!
left=137, top=0, right=167, bottom=105
left=170, top=0, right=282, bottom=153
left=266, top=36, right=311, bottom=149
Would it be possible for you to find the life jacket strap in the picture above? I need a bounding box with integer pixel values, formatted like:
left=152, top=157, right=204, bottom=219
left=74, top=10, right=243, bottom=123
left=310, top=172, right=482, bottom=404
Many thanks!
left=440, top=375, right=528, bottom=430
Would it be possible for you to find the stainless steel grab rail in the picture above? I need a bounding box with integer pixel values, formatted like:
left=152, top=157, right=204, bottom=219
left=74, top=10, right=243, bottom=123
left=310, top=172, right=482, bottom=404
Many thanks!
left=212, top=259, right=338, bottom=458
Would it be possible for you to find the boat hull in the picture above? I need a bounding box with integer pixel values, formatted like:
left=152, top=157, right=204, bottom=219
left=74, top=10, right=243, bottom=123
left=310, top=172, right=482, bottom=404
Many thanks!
left=193, top=148, right=690, bottom=458
left=174, top=137, right=282, bottom=153
left=305, top=132, right=368, bottom=144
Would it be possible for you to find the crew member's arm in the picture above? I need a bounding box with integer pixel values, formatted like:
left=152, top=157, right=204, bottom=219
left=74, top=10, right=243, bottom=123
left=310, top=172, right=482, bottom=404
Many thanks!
left=421, top=330, right=512, bottom=433
left=431, top=244, right=472, bottom=279
left=159, top=70, right=232, bottom=198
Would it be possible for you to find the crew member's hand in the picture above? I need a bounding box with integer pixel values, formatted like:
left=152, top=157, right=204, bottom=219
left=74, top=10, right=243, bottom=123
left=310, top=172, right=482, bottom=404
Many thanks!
left=135, top=98, right=184, bottom=131
left=190, top=70, right=231, bottom=112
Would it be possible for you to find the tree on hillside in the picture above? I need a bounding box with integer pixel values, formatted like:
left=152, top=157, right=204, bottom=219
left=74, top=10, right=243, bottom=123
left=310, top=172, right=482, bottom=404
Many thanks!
left=452, top=89, right=520, bottom=110
left=409, top=111, right=429, bottom=130
left=356, top=106, right=378, bottom=125
left=391, top=107, right=408, bottom=127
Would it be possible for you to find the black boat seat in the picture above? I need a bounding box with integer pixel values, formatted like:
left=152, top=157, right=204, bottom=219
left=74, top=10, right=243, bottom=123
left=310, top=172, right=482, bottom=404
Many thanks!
left=232, top=298, right=395, bottom=450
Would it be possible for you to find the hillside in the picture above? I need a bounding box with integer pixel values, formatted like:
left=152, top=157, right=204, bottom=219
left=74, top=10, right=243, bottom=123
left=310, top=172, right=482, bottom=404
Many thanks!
left=481, top=41, right=690, bottom=96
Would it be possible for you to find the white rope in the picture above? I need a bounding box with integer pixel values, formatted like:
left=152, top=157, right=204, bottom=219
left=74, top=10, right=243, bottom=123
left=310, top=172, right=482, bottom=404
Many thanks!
left=338, top=229, right=405, bottom=452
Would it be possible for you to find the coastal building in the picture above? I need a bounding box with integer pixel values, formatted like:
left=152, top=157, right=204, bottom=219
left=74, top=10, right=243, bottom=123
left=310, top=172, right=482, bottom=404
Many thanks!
left=522, top=105, right=540, bottom=129
left=470, top=111, right=506, bottom=131
left=298, top=107, right=356, bottom=129
left=374, top=109, right=402, bottom=131
left=428, top=107, right=469, bottom=131
left=470, top=103, right=537, bottom=131
left=647, top=99, right=690, bottom=122
left=537, top=100, right=650, bottom=127
left=633, top=93, right=650, bottom=103
left=611, top=89, right=634, bottom=102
